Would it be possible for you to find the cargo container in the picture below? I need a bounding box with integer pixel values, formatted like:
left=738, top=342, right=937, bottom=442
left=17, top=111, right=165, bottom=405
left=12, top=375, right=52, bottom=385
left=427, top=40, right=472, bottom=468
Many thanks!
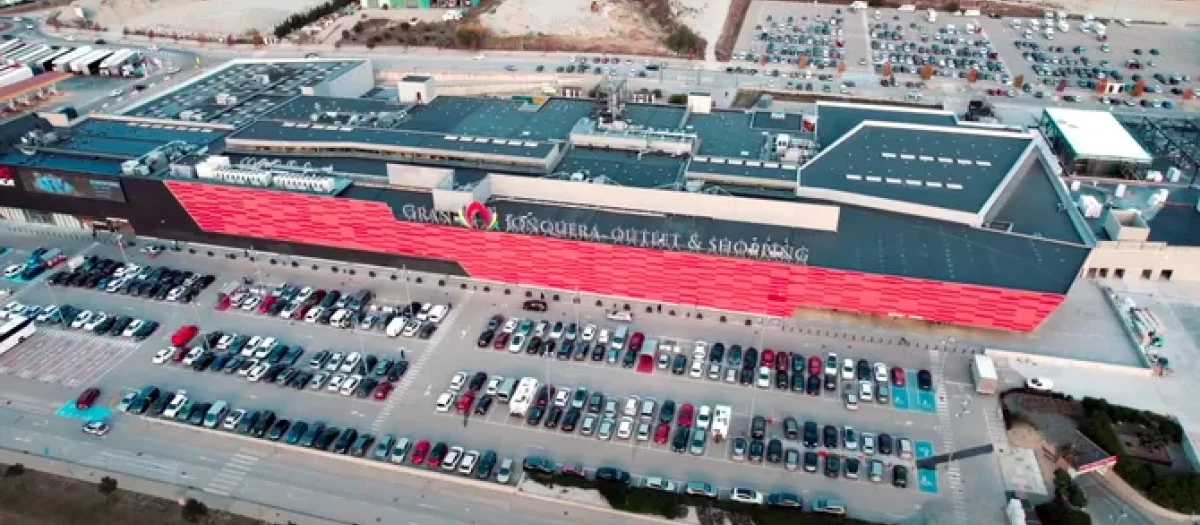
left=23, top=49, right=61, bottom=73
left=52, top=47, right=90, bottom=72
left=9, top=44, right=47, bottom=66
left=0, top=66, right=33, bottom=90
left=72, top=49, right=112, bottom=74
left=35, top=49, right=71, bottom=73
left=970, top=355, right=998, bottom=394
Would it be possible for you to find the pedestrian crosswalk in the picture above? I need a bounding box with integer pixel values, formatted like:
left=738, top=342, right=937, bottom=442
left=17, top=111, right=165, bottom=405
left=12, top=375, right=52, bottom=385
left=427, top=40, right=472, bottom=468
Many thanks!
left=203, top=451, right=259, bottom=497
left=929, top=349, right=969, bottom=525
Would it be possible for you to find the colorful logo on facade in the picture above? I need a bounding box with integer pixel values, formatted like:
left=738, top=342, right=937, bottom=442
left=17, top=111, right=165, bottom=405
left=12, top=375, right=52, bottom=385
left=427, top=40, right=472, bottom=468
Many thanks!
left=0, top=167, right=13, bottom=187
left=455, top=201, right=499, bottom=231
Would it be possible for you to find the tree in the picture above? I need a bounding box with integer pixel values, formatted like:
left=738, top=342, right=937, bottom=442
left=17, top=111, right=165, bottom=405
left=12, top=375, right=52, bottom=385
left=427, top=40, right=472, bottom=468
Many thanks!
left=181, top=498, right=208, bottom=523
left=1035, top=501, right=1092, bottom=525
left=665, top=25, right=699, bottom=55
left=455, top=24, right=487, bottom=49
left=4, top=464, right=25, bottom=476
left=98, top=476, right=118, bottom=494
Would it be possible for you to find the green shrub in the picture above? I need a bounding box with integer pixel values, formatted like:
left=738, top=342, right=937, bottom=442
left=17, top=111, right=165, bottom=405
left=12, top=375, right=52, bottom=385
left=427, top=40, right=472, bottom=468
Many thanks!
left=1115, top=457, right=1157, bottom=490
left=4, top=464, right=24, bottom=476
left=181, top=498, right=208, bottom=523
left=1147, top=472, right=1200, bottom=514
left=98, top=476, right=118, bottom=494
left=1079, top=412, right=1123, bottom=455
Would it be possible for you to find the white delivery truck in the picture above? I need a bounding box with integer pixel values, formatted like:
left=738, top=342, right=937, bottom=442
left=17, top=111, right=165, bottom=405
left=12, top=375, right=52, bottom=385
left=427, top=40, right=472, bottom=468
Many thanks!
left=508, top=377, right=539, bottom=417
left=971, top=355, right=998, bottom=395
left=711, top=404, right=732, bottom=441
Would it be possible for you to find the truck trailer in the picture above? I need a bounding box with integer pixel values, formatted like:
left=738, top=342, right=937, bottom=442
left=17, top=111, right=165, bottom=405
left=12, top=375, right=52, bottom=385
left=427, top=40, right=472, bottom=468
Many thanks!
left=35, top=49, right=71, bottom=73
left=1, top=43, right=30, bottom=62
left=52, top=46, right=90, bottom=72
left=0, top=66, right=33, bottom=90
left=9, top=44, right=47, bottom=66
left=0, top=39, right=24, bottom=55
left=72, top=49, right=111, bottom=75
left=970, top=355, right=998, bottom=395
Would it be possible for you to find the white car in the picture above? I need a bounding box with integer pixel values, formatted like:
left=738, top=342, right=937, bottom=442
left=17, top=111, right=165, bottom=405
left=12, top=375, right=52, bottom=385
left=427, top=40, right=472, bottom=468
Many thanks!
left=152, top=348, right=173, bottom=364
left=1026, top=377, right=1055, bottom=391
left=824, top=353, right=839, bottom=376
left=305, top=307, right=324, bottom=323
left=657, top=353, right=670, bottom=369
left=325, top=352, right=344, bottom=372
left=597, top=329, right=610, bottom=345
left=222, top=409, right=246, bottom=430
left=216, top=333, right=235, bottom=350
left=689, top=360, right=705, bottom=378
left=401, top=320, right=422, bottom=337
left=508, top=334, right=526, bottom=353
left=237, top=359, right=259, bottom=376
left=693, top=341, right=707, bottom=361
left=457, top=450, right=480, bottom=474
left=70, top=310, right=93, bottom=329
left=296, top=287, right=314, bottom=302
left=501, top=319, right=518, bottom=334
left=707, top=362, right=722, bottom=380
left=448, top=371, right=468, bottom=392
left=181, top=347, right=204, bottom=366
left=859, top=381, right=874, bottom=402
left=616, top=417, right=634, bottom=439
left=83, top=313, right=108, bottom=331
left=35, top=305, right=60, bottom=323
left=240, top=295, right=260, bottom=310
left=724, top=367, right=738, bottom=383
left=862, top=433, right=876, bottom=455
left=581, top=324, right=597, bottom=342
left=442, top=446, right=463, bottom=471
left=532, top=321, right=548, bottom=338
left=247, top=362, right=271, bottom=382
left=874, top=362, right=888, bottom=383
left=756, top=367, right=772, bottom=388
left=326, top=374, right=346, bottom=392
left=340, top=375, right=362, bottom=396
left=553, top=389, right=570, bottom=407
left=695, top=405, right=712, bottom=430
left=3, top=264, right=24, bottom=278
left=122, top=319, right=145, bottom=337
left=485, top=376, right=503, bottom=395
left=730, top=487, right=764, bottom=505
left=549, top=323, right=564, bottom=340
left=242, top=336, right=263, bottom=357
left=435, top=392, right=455, bottom=412
left=162, top=391, right=188, bottom=418
left=841, top=358, right=855, bottom=380
left=339, top=352, right=361, bottom=374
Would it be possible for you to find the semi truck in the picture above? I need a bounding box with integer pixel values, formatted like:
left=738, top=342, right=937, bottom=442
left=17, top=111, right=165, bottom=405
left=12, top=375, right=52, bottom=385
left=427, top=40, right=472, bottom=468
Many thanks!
left=970, top=355, right=998, bottom=395
left=9, top=44, right=47, bottom=66
left=35, top=49, right=71, bottom=74
left=53, top=46, right=91, bottom=72
left=72, top=50, right=112, bottom=75
left=0, top=66, right=33, bottom=90
left=99, top=49, right=136, bottom=76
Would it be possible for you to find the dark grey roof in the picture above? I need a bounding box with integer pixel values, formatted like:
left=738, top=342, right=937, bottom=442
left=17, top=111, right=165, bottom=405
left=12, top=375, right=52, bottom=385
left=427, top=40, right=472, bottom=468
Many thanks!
left=815, top=102, right=958, bottom=146
left=230, top=120, right=556, bottom=159
left=801, top=123, right=1033, bottom=213
left=689, top=156, right=799, bottom=182
left=262, top=95, right=405, bottom=122
left=397, top=96, right=594, bottom=141
left=688, top=110, right=768, bottom=158
left=1147, top=188, right=1200, bottom=246
left=622, top=104, right=686, bottom=129
left=990, top=160, right=1086, bottom=244
left=750, top=111, right=805, bottom=133
left=555, top=148, right=685, bottom=188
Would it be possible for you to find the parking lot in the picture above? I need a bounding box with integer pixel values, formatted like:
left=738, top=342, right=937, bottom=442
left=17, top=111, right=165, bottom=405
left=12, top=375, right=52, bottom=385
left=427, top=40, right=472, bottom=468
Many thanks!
left=0, top=233, right=1005, bottom=524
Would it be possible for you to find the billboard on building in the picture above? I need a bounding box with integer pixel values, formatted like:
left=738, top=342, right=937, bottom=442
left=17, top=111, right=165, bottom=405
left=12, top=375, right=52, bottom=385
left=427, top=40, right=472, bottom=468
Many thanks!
left=16, top=168, right=127, bottom=202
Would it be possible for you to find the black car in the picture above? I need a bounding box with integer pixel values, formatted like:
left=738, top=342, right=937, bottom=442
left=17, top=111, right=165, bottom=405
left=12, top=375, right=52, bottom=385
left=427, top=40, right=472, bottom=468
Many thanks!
left=750, top=416, right=766, bottom=439
left=803, top=451, right=820, bottom=472
left=775, top=370, right=789, bottom=390
left=743, top=347, right=758, bottom=370
left=474, top=395, right=494, bottom=415
left=659, top=400, right=675, bottom=423
left=807, top=374, right=822, bottom=395
left=285, top=421, right=309, bottom=445
left=266, top=419, right=291, bottom=441
left=671, top=354, right=687, bottom=375
left=92, top=317, right=116, bottom=334
left=544, top=407, right=563, bottom=429
left=148, top=395, right=172, bottom=416
left=671, top=425, right=690, bottom=453
left=108, top=316, right=133, bottom=336
left=710, top=343, right=725, bottom=363
left=917, top=370, right=933, bottom=391
left=748, top=439, right=765, bottom=462
left=186, top=402, right=210, bottom=425
left=879, top=433, right=894, bottom=455
left=622, top=348, right=637, bottom=368
left=822, top=425, right=838, bottom=448
left=590, top=344, right=605, bottom=361
left=791, top=373, right=805, bottom=392
left=556, top=342, right=572, bottom=360
left=299, top=422, right=326, bottom=447
left=349, top=433, right=376, bottom=457
left=191, top=352, right=216, bottom=371
left=224, top=355, right=246, bottom=373
left=587, top=392, right=605, bottom=413
left=825, top=455, right=841, bottom=478
left=315, top=427, right=340, bottom=450
left=783, top=417, right=800, bottom=440
left=387, top=361, right=408, bottom=382
left=767, top=438, right=783, bottom=463
left=893, top=465, right=909, bottom=488
left=331, top=428, right=358, bottom=454
left=791, top=353, right=805, bottom=373
left=824, top=373, right=838, bottom=391
left=418, top=324, right=437, bottom=339
left=235, top=411, right=259, bottom=434
left=542, top=340, right=556, bottom=357
left=573, top=343, right=589, bottom=361
left=803, top=421, right=818, bottom=447
left=739, top=368, right=754, bottom=386
left=526, top=405, right=546, bottom=426
left=727, top=345, right=743, bottom=367
left=845, top=457, right=861, bottom=479
left=251, top=410, right=277, bottom=438
left=477, top=330, right=494, bottom=347
left=355, top=378, right=378, bottom=398
left=594, top=467, right=630, bottom=484
left=522, top=300, right=548, bottom=312
left=209, top=352, right=232, bottom=371
left=561, top=409, right=580, bottom=432
left=526, top=337, right=542, bottom=355
left=856, top=359, right=871, bottom=381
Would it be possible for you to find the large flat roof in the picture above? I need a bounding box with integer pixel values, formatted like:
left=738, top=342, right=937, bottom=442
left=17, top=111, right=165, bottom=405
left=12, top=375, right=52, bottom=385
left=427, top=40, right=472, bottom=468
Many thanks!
left=230, top=120, right=557, bottom=159
left=802, top=122, right=1033, bottom=213
left=815, top=101, right=959, bottom=147
left=397, top=96, right=595, bottom=141
left=555, top=148, right=685, bottom=188
left=1044, top=108, right=1152, bottom=164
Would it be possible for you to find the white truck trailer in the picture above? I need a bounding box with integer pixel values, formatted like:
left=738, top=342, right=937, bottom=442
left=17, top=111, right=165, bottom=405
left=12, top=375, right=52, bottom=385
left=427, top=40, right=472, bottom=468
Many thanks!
left=0, top=66, right=33, bottom=90
left=52, top=47, right=91, bottom=72
left=970, top=355, right=998, bottom=395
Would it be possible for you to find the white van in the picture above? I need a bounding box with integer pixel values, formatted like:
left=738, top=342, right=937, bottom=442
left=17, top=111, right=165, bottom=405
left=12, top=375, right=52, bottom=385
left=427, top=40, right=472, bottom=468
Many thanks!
left=385, top=317, right=407, bottom=337
left=427, top=304, right=449, bottom=323
left=203, top=401, right=229, bottom=428
left=495, top=377, right=518, bottom=402
left=330, top=309, right=349, bottom=328
left=605, top=310, right=633, bottom=322
left=611, top=324, right=629, bottom=350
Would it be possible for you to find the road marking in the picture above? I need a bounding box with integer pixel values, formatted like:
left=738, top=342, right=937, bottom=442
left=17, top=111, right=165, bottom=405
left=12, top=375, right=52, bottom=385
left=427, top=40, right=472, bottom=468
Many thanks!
left=203, top=448, right=260, bottom=497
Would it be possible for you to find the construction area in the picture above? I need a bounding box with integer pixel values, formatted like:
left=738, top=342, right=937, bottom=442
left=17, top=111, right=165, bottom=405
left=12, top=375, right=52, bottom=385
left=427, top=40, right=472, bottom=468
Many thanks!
left=51, top=0, right=328, bottom=36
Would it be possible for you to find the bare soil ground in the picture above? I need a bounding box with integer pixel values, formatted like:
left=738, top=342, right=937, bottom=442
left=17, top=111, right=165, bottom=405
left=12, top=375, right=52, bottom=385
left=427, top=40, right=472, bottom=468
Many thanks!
left=52, top=0, right=326, bottom=36
left=0, top=464, right=266, bottom=525
left=472, top=0, right=673, bottom=55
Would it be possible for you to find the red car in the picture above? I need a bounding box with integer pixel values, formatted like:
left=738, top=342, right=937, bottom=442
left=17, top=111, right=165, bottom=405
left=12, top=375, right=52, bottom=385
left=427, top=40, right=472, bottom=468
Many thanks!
left=214, top=296, right=231, bottom=311
left=561, top=463, right=587, bottom=477
left=257, top=296, right=277, bottom=314
left=75, top=387, right=100, bottom=409
left=171, top=346, right=189, bottom=362
left=808, top=356, right=823, bottom=375
left=535, top=385, right=555, bottom=406
left=629, top=332, right=645, bottom=352
left=373, top=382, right=394, bottom=400
left=293, top=304, right=311, bottom=320
left=762, top=349, right=775, bottom=367
left=427, top=442, right=448, bottom=468
left=677, top=403, right=694, bottom=427
left=410, top=440, right=431, bottom=465
left=47, top=254, right=67, bottom=267
left=456, top=391, right=476, bottom=413
left=654, top=422, right=670, bottom=444
left=775, top=351, right=790, bottom=372
left=171, top=325, right=199, bottom=347
left=492, top=332, right=510, bottom=350
left=892, top=367, right=906, bottom=387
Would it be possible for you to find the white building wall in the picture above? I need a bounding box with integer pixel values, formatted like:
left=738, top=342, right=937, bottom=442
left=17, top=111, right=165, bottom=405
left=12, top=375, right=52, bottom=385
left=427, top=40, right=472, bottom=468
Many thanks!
left=1082, top=241, right=1200, bottom=282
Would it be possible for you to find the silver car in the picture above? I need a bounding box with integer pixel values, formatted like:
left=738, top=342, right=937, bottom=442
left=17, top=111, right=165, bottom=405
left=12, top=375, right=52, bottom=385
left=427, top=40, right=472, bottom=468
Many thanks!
left=689, top=428, right=707, bottom=456
left=597, top=417, right=615, bottom=440
left=580, top=413, right=598, bottom=436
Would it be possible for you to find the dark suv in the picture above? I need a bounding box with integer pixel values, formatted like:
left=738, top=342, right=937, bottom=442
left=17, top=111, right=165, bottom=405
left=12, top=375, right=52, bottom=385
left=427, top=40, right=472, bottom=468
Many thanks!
left=803, top=421, right=819, bottom=448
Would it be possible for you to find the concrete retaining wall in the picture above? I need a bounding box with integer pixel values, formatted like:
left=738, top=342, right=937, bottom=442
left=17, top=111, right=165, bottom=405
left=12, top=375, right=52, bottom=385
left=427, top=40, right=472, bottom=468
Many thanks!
left=983, top=348, right=1153, bottom=377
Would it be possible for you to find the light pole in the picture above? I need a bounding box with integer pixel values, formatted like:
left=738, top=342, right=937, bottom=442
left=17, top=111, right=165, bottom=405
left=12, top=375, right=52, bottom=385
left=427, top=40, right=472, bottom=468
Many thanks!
left=1112, top=507, right=1127, bottom=525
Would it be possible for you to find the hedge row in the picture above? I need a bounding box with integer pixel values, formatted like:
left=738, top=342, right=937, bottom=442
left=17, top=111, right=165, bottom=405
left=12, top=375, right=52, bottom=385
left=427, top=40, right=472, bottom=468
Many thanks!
left=1080, top=397, right=1183, bottom=443
left=1114, top=457, right=1200, bottom=514
left=273, top=0, right=357, bottom=39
